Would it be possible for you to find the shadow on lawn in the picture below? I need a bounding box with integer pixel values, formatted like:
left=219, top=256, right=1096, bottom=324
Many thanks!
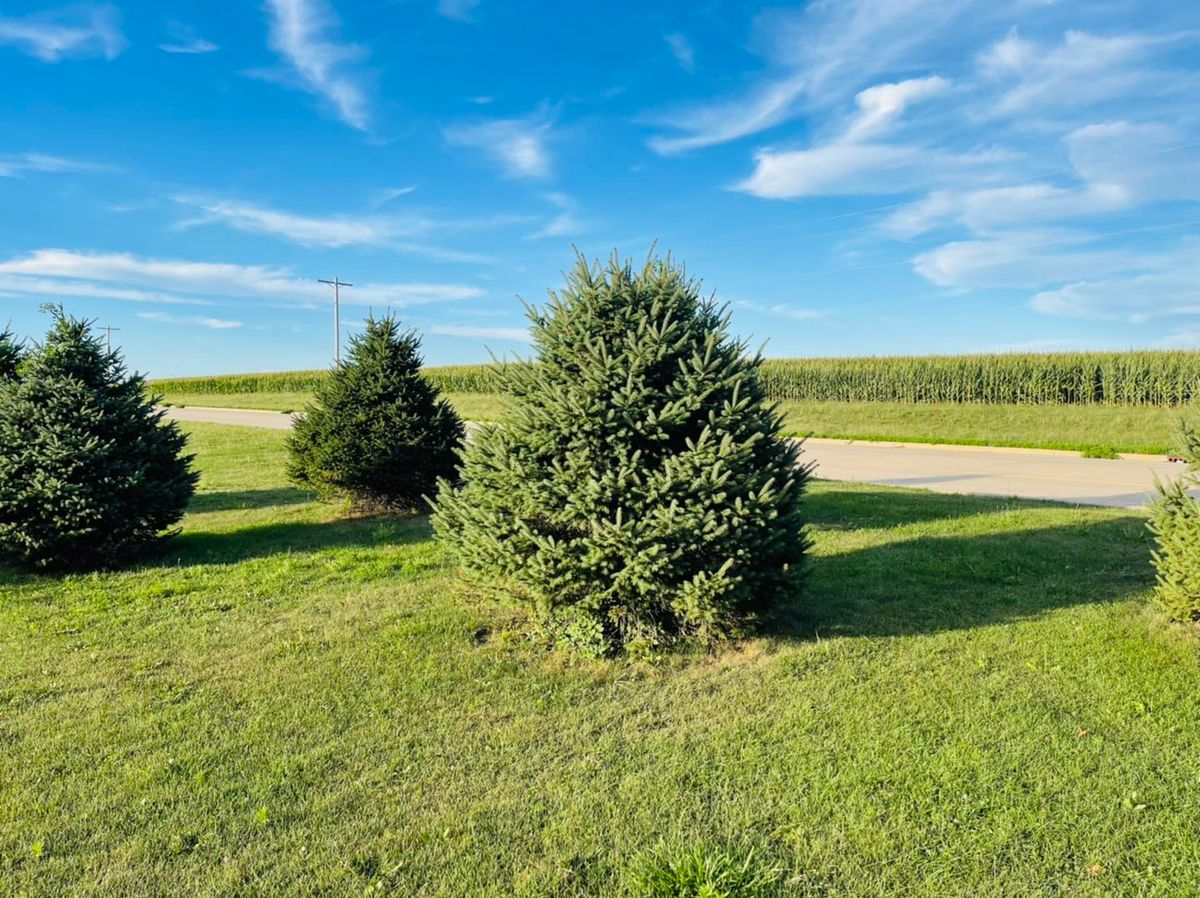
left=773, top=502, right=1153, bottom=640
left=188, top=487, right=314, bottom=513
left=152, top=515, right=433, bottom=567
left=803, top=485, right=1023, bottom=530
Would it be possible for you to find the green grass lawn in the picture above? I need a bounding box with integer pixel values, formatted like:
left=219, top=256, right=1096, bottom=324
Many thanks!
left=3, top=423, right=1197, bottom=896
left=155, top=389, right=1174, bottom=455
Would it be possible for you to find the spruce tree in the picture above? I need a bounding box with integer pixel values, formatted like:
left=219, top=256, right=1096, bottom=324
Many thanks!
left=1149, top=404, right=1200, bottom=622
left=0, top=327, right=21, bottom=381
left=0, top=308, right=198, bottom=570
left=287, top=314, right=464, bottom=510
left=432, top=253, right=809, bottom=655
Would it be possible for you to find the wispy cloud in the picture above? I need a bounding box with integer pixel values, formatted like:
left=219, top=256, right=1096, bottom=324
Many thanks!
left=431, top=324, right=530, bottom=342
left=841, top=76, right=950, bottom=142
left=646, top=0, right=977, bottom=154
left=526, top=192, right=582, bottom=240
left=0, top=4, right=123, bottom=62
left=0, top=249, right=485, bottom=308
left=437, top=0, right=480, bottom=22
left=978, top=28, right=1186, bottom=117
left=664, top=33, right=694, bottom=73
left=261, top=0, right=370, bottom=130
left=444, top=109, right=553, bottom=179
left=648, top=74, right=808, bottom=155
left=172, top=195, right=413, bottom=247
left=733, top=300, right=827, bottom=321
left=158, top=22, right=218, bottom=54
left=169, top=194, right=503, bottom=262
left=139, top=311, right=242, bottom=329
left=0, top=152, right=113, bottom=178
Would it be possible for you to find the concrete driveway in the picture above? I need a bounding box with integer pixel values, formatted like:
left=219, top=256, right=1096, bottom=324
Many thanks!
left=163, top=405, right=1188, bottom=509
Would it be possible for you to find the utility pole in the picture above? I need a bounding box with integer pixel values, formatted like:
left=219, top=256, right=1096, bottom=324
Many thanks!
left=101, top=325, right=120, bottom=353
left=318, top=277, right=353, bottom=363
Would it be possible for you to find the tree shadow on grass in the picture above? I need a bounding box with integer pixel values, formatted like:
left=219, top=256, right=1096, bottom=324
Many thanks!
left=804, top=484, right=1036, bottom=531
left=149, top=515, right=434, bottom=567
left=773, top=500, right=1153, bottom=640
left=188, top=487, right=315, bottom=513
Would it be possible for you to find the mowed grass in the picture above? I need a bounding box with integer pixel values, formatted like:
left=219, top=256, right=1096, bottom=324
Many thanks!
left=777, top=399, right=1175, bottom=455
left=3, top=424, right=1198, bottom=896
left=155, top=388, right=1173, bottom=454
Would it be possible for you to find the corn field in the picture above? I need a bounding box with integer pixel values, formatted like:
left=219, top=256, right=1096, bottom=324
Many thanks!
left=152, top=351, right=1200, bottom=407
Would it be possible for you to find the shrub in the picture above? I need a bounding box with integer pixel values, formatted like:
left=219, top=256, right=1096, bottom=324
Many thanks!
left=432, top=252, right=809, bottom=655
left=0, top=309, right=197, bottom=570
left=287, top=315, right=464, bottom=510
left=1149, top=403, right=1200, bottom=622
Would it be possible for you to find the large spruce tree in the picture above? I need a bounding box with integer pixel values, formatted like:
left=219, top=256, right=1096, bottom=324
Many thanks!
left=287, top=314, right=464, bottom=510
left=433, top=253, right=809, bottom=655
left=0, top=309, right=197, bottom=570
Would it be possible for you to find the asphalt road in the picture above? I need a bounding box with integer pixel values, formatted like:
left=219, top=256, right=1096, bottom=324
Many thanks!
left=163, top=405, right=1188, bottom=509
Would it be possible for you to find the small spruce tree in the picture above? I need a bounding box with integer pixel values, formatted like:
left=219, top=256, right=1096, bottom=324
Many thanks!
left=0, top=308, right=198, bottom=570
left=287, top=314, right=464, bottom=510
left=1149, top=403, right=1200, bottom=622
left=432, top=252, right=809, bottom=655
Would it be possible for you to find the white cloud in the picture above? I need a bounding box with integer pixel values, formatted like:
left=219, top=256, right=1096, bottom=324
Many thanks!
left=262, top=0, right=370, bottom=130
left=842, top=76, right=950, bottom=142
left=444, top=111, right=553, bottom=179
left=172, top=195, right=414, bottom=247
left=979, top=29, right=1187, bottom=117
left=0, top=4, right=123, bottom=61
left=1029, top=245, right=1200, bottom=321
left=664, top=33, right=695, bottom=73
left=169, top=195, right=502, bottom=262
left=526, top=192, right=582, bottom=240
left=732, top=75, right=976, bottom=199
left=648, top=74, right=808, bottom=155
left=883, top=182, right=1129, bottom=238
left=0, top=152, right=112, bottom=178
left=736, top=143, right=1012, bottom=200
left=437, top=0, right=480, bottom=22
left=431, top=324, right=530, bottom=342
left=733, top=300, right=827, bottom=321
left=646, top=0, right=977, bottom=154
left=912, top=235, right=1142, bottom=290
left=370, top=186, right=417, bottom=208
left=139, top=311, right=242, bottom=329
left=159, top=37, right=218, bottom=54
left=0, top=249, right=485, bottom=308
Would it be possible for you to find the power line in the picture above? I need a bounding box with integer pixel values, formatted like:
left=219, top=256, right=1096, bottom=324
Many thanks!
left=317, top=277, right=353, bottom=363
left=101, top=324, right=120, bottom=353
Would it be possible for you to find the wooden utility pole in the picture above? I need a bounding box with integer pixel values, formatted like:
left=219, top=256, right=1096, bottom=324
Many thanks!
left=318, top=278, right=353, bottom=362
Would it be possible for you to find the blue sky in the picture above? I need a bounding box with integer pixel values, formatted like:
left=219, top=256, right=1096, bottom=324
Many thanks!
left=1, top=0, right=1198, bottom=376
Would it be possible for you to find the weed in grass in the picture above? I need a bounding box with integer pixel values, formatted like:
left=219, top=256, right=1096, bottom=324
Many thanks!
left=627, top=843, right=781, bottom=898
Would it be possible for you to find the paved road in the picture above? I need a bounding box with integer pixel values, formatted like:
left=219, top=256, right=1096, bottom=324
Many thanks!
left=164, top=405, right=1188, bottom=509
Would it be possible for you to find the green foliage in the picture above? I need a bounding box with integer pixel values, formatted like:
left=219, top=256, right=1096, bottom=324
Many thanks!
left=0, top=327, right=22, bottom=381
left=626, top=843, right=781, bottom=898
left=1149, top=404, right=1200, bottom=622
left=433, top=253, right=809, bottom=655
left=287, top=315, right=464, bottom=511
left=0, top=308, right=197, bottom=570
